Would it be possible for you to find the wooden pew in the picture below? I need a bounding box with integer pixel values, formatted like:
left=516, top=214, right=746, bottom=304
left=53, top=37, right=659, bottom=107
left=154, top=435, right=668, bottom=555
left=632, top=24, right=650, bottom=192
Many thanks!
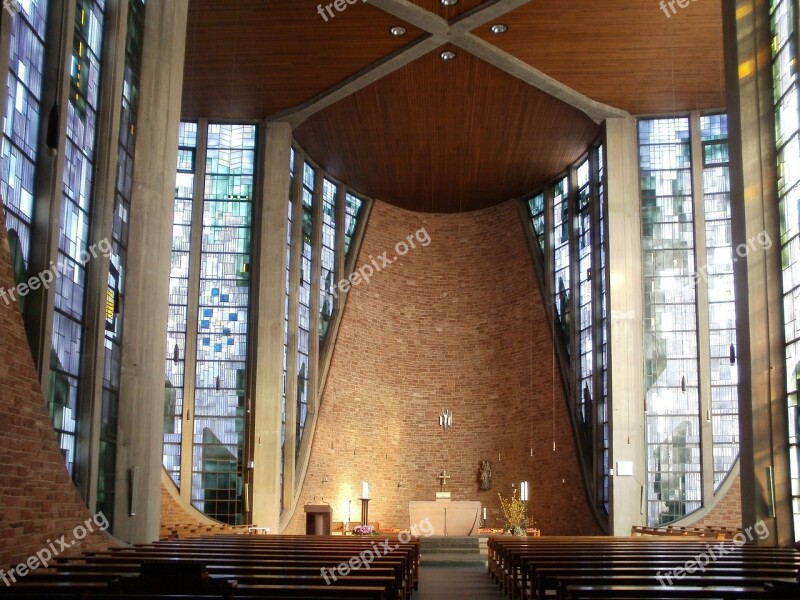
left=486, top=536, right=800, bottom=600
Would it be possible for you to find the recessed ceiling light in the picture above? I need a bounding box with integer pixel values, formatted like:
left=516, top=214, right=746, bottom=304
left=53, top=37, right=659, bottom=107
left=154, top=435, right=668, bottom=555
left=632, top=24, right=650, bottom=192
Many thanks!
left=441, top=0, right=458, bottom=5
left=490, top=23, right=508, bottom=35
left=440, top=50, right=456, bottom=61
left=390, top=26, right=407, bottom=36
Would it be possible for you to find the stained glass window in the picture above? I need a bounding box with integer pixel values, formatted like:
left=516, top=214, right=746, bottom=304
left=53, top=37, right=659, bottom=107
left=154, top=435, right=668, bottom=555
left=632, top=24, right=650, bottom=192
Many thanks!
left=344, top=192, right=364, bottom=258
left=596, top=144, right=610, bottom=513
left=527, top=191, right=545, bottom=254
left=163, top=121, right=197, bottom=488
left=700, top=114, right=740, bottom=491
left=640, top=117, right=701, bottom=525
left=191, top=123, right=255, bottom=524
left=296, top=162, right=314, bottom=454
left=552, top=177, right=570, bottom=351
left=770, top=0, right=800, bottom=538
left=320, top=178, right=337, bottom=347
left=281, top=147, right=294, bottom=508
left=0, top=0, right=49, bottom=272
left=49, top=0, right=107, bottom=477
left=576, top=160, right=593, bottom=450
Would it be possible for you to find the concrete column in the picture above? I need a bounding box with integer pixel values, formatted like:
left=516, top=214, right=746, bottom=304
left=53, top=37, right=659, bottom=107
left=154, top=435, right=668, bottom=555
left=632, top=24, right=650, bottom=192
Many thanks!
left=78, top=0, right=128, bottom=510
left=250, top=122, right=292, bottom=531
left=723, top=0, right=794, bottom=545
left=113, top=0, right=188, bottom=544
left=605, top=117, right=647, bottom=536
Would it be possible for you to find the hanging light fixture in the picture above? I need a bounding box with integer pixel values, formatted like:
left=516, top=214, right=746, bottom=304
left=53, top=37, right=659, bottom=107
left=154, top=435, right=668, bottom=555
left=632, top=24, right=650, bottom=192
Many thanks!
left=173, top=342, right=180, bottom=364
left=729, top=344, right=736, bottom=365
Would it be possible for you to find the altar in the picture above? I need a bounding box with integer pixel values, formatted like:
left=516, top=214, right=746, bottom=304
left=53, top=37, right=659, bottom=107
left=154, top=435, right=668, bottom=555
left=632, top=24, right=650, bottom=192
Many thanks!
left=408, top=501, right=481, bottom=536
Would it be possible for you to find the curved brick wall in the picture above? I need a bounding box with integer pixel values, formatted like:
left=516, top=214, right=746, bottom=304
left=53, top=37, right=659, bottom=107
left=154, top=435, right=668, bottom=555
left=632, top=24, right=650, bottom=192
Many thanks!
left=0, top=209, right=113, bottom=569
left=285, top=199, right=602, bottom=535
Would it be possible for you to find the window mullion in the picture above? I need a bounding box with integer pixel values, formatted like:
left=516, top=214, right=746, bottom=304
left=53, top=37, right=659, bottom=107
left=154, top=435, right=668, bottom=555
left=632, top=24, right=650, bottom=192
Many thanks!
left=690, top=111, right=715, bottom=507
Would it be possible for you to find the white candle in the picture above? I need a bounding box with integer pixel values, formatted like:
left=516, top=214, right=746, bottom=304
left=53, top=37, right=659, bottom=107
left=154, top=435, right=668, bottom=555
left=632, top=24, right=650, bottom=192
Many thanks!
left=520, top=481, right=528, bottom=502
left=361, top=481, right=369, bottom=499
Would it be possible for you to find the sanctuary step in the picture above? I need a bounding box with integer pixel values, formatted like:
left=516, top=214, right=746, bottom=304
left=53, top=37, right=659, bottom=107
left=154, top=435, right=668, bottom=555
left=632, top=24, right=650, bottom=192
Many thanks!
left=419, top=536, right=488, bottom=567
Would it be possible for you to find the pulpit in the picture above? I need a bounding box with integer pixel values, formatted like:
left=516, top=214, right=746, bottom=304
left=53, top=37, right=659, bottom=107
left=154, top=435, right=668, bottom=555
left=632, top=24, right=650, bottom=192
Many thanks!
left=408, top=501, right=481, bottom=536
left=304, top=504, right=332, bottom=535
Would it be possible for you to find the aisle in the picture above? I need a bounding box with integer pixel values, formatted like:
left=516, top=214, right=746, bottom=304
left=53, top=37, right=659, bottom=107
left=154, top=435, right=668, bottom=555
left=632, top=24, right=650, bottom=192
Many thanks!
left=413, top=566, right=505, bottom=600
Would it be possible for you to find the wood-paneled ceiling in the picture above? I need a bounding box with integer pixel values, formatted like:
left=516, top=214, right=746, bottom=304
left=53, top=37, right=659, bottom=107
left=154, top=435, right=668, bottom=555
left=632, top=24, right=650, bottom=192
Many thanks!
left=182, top=0, right=726, bottom=212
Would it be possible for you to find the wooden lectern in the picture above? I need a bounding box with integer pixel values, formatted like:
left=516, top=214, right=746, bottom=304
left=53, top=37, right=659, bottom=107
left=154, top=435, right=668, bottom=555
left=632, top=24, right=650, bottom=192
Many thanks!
left=304, top=504, right=333, bottom=535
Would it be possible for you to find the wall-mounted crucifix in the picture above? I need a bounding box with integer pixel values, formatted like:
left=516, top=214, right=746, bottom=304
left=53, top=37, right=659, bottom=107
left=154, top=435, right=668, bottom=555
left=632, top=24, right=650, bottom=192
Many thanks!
left=438, top=470, right=451, bottom=489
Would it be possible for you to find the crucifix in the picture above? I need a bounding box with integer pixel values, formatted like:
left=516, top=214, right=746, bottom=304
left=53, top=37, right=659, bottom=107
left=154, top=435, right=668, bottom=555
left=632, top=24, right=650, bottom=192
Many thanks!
left=438, top=470, right=451, bottom=489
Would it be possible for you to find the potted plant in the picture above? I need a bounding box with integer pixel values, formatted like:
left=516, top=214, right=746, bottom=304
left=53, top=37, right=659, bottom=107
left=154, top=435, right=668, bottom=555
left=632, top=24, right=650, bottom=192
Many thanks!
left=497, top=488, right=530, bottom=536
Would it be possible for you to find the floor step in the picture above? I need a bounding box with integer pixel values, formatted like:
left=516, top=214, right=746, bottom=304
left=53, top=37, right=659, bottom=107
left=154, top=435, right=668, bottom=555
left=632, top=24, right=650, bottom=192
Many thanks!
left=419, top=552, right=489, bottom=567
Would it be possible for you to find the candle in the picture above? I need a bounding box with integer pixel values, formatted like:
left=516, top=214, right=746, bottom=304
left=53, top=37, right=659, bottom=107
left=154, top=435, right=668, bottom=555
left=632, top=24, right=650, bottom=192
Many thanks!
left=361, top=481, right=369, bottom=499
left=482, top=507, right=487, bottom=520
left=520, top=481, right=528, bottom=502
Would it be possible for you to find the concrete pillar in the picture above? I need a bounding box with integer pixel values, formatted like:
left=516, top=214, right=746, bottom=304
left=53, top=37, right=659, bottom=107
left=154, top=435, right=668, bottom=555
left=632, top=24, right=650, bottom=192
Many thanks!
left=605, top=117, right=647, bottom=536
left=723, top=0, right=794, bottom=545
left=113, top=0, right=188, bottom=544
left=79, top=0, right=129, bottom=511
left=250, top=122, right=292, bottom=531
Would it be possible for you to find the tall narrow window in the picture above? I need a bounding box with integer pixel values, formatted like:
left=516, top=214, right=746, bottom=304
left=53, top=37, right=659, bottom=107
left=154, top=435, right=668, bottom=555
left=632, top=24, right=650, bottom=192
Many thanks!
left=192, top=123, right=255, bottom=524
left=296, top=162, right=314, bottom=453
left=163, top=121, right=198, bottom=487
left=281, top=147, right=295, bottom=508
left=596, top=143, right=610, bottom=512
left=97, top=0, right=147, bottom=523
left=50, top=0, right=107, bottom=477
left=522, top=148, right=611, bottom=523
left=0, top=0, right=49, bottom=280
left=700, top=114, right=739, bottom=490
left=640, top=117, right=701, bottom=525
left=552, top=177, right=570, bottom=351
left=344, top=192, right=364, bottom=259
left=770, top=0, right=800, bottom=536
left=320, top=178, right=337, bottom=347
left=576, top=159, right=593, bottom=448
left=527, top=191, right=545, bottom=254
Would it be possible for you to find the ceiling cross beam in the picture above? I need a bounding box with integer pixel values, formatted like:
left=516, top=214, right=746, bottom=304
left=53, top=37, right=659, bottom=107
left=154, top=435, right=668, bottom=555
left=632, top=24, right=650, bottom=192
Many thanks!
left=272, top=0, right=628, bottom=127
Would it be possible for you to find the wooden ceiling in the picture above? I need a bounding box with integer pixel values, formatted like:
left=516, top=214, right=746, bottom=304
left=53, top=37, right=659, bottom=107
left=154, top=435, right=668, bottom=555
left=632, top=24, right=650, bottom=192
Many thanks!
left=181, top=0, right=726, bottom=212
left=473, top=0, right=726, bottom=114
left=182, top=0, right=424, bottom=119
left=294, top=48, right=599, bottom=213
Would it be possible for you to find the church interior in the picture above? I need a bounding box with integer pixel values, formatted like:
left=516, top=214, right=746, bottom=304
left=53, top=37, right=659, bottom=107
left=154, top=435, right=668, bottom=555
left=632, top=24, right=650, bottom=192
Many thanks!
left=0, top=0, right=799, bottom=598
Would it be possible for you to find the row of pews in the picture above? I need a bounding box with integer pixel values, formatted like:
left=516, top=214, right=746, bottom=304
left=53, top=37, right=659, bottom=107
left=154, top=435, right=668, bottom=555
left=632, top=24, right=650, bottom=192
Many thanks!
left=487, top=536, right=800, bottom=600
left=2, top=533, right=419, bottom=599
left=631, top=525, right=745, bottom=540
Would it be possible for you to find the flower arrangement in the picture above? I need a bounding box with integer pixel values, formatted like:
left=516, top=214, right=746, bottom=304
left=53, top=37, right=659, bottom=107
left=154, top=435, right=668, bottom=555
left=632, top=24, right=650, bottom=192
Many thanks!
left=497, top=488, right=531, bottom=536
left=351, top=524, right=375, bottom=535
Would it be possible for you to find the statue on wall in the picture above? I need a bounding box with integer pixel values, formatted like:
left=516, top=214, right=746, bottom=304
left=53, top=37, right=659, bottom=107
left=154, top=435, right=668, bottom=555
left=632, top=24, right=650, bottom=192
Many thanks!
left=479, top=459, right=492, bottom=490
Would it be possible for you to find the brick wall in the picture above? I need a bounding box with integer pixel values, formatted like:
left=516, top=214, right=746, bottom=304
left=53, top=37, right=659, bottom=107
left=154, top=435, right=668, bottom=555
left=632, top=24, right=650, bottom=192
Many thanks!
left=160, top=472, right=217, bottom=529
left=0, top=209, right=113, bottom=570
left=690, top=475, right=742, bottom=530
left=284, top=200, right=602, bottom=535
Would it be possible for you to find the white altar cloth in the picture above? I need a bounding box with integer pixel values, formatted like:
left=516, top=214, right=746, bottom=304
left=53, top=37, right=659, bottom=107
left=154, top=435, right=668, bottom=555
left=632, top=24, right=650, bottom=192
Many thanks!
left=408, top=501, right=481, bottom=536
